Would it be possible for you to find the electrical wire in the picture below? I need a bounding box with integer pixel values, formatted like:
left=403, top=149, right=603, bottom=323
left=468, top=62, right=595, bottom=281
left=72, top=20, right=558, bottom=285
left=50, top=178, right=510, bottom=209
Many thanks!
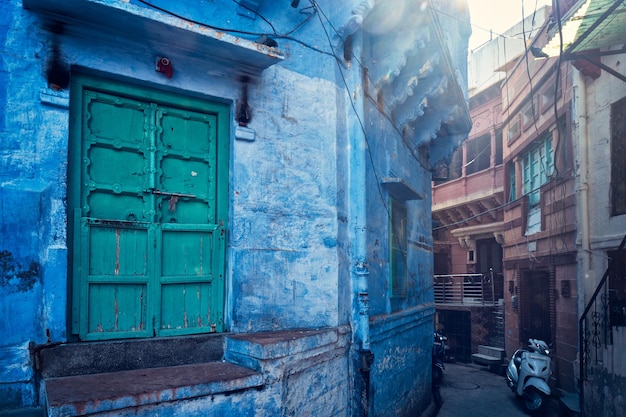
left=433, top=177, right=555, bottom=232
left=313, top=1, right=431, bottom=172
left=309, top=0, right=390, bottom=219
left=521, top=0, right=544, bottom=146
left=231, top=0, right=277, bottom=35
left=312, top=0, right=436, bottom=284
left=432, top=6, right=526, bottom=44
left=134, top=0, right=335, bottom=57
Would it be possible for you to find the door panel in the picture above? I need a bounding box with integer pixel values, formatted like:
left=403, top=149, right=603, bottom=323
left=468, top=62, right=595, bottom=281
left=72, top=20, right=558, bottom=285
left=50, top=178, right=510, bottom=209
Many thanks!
left=82, top=220, right=153, bottom=339
left=70, top=75, right=228, bottom=341
left=88, top=283, right=148, bottom=334
left=522, top=271, right=552, bottom=344
left=158, top=225, right=220, bottom=336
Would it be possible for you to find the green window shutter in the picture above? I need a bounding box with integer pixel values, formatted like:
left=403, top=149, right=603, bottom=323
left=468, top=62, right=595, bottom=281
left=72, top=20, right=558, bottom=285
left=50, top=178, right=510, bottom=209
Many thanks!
left=522, top=135, right=554, bottom=207
left=390, top=199, right=408, bottom=298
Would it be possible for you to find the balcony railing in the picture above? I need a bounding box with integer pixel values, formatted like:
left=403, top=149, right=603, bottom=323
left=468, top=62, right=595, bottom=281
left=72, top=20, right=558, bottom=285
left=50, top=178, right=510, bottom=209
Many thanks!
left=432, top=165, right=504, bottom=207
left=434, top=272, right=503, bottom=306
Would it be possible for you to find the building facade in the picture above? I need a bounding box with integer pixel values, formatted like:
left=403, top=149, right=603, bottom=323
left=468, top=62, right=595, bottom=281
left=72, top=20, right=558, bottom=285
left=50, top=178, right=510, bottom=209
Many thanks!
left=0, top=0, right=471, bottom=416
left=500, top=24, right=578, bottom=392
left=542, top=0, right=626, bottom=415
left=433, top=5, right=581, bottom=393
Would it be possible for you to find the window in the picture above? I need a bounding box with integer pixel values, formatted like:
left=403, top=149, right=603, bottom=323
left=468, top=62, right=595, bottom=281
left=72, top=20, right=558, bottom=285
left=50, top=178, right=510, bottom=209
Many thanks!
left=466, top=134, right=491, bottom=175
left=390, top=198, right=407, bottom=298
left=449, top=146, right=463, bottom=180
left=611, top=97, right=626, bottom=216
left=495, top=130, right=503, bottom=166
left=522, top=101, right=537, bottom=131
left=433, top=145, right=462, bottom=184
left=508, top=162, right=516, bottom=202
left=507, top=115, right=521, bottom=144
left=608, top=250, right=626, bottom=327
left=522, top=135, right=554, bottom=207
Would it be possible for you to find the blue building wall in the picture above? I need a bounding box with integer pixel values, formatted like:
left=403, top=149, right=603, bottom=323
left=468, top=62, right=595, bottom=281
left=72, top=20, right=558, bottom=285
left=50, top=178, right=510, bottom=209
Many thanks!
left=0, top=0, right=470, bottom=414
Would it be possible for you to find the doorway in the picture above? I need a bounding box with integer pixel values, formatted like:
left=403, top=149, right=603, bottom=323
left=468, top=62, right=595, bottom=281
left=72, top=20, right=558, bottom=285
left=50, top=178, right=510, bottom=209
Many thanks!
left=521, top=271, right=552, bottom=344
left=68, top=74, right=230, bottom=341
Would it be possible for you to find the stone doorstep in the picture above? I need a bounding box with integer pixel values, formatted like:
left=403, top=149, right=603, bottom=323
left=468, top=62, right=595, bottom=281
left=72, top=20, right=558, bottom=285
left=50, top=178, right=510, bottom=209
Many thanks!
left=558, top=391, right=580, bottom=416
left=44, top=362, right=264, bottom=417
left=471, top=353, right=502, bottom=365
left=0, top=408, right=45, bottom=417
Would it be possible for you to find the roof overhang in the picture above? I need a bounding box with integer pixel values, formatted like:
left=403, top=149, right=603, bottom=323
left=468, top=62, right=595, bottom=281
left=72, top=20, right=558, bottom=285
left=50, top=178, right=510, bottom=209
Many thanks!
left=541, top=0, right=626, bottom=58
left=22, top=0, right=284, bottom=76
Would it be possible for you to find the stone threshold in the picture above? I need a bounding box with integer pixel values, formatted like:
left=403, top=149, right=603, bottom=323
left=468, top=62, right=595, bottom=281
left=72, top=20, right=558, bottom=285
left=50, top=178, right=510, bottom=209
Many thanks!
left=45, top=361, right=263, bottom=417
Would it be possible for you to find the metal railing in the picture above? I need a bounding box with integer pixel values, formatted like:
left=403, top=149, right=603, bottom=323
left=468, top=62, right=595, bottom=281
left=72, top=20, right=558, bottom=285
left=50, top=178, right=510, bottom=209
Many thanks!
left=434, top=271, right=503, bottom=306
left=579, top=233, right=626, bottom=414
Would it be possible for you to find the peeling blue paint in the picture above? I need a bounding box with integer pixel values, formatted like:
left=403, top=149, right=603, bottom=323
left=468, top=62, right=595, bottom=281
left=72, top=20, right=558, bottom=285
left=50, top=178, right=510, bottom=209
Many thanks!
left=323, top=236, right=337, bottom=248
left=0, top=251, right=40, bottom=293
left=1, top=0, right=470, bottom=414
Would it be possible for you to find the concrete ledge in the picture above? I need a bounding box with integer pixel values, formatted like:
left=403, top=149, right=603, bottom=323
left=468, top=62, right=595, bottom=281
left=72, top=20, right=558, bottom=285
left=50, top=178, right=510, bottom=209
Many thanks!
left=558, top=391, right=580, bottom=416
left=472, top=345, right=505, bottom=369
left=224, top=327, right=350, bottom=384
left=226, top=328, right=340, bottom=360
left=45, top=362, right=263, bottom=417
left=0, top=408, right=45, bottom=417
left=370, top=303, right=435, bottom=343
left=471, top=353, right=502, bottom=365
left=38, top=334, right=224, bottom=378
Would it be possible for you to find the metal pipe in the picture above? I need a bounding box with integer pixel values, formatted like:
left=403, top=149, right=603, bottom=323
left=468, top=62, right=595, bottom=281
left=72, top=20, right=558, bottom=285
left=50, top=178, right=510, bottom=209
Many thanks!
left=573, top=68, right=590, bottom=415
left=345, top=29, right=373, bottom=416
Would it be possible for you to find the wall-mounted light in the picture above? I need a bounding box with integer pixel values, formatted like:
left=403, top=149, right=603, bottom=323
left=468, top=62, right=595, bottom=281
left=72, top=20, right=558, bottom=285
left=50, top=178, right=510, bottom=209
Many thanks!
left=291, top=0, right=300, bottom=7
left=155, top=57, right=173, bottom=78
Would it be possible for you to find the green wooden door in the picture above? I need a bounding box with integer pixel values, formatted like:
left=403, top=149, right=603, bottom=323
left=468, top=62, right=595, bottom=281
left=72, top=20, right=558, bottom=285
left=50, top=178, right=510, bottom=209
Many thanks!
left=69, top=75, right=229, bottom=341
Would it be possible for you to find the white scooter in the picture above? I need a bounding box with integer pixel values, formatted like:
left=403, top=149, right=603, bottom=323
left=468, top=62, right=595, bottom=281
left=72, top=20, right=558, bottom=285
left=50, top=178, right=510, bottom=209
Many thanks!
left=505, top=338, right=552, bottom=413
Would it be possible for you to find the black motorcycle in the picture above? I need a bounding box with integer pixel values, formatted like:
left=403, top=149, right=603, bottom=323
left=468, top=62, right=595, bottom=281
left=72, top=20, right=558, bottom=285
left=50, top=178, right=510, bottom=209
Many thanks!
left=432, top=331, right=448, bottom=385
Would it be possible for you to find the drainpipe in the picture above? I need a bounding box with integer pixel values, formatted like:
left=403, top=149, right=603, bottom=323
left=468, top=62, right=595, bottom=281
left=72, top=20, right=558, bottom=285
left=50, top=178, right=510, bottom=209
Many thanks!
left=573, top=69, right=590, bottom=411
left=345, top=31, right=373, bottom=417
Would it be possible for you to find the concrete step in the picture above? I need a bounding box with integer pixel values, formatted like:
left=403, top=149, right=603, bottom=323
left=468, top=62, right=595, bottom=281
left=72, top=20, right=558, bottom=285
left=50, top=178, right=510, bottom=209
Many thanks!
left=37, top=333, right=224, bottom=378
left=44, top=362, right=263, bottom=417
left=558, top=391, right=580, bottom=416
left=0, top=408, right=45, bottom=417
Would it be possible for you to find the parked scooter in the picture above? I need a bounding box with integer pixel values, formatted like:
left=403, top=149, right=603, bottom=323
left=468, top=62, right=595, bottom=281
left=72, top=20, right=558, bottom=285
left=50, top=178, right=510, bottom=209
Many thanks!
left=505, top=338, right=552, bottom=413
left=432, top=331, right=448, bottom=385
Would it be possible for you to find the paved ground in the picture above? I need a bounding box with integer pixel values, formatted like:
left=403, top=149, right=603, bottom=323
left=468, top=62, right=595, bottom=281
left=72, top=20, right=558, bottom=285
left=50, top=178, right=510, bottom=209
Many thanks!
left=435, top=362, right=563, bottom=417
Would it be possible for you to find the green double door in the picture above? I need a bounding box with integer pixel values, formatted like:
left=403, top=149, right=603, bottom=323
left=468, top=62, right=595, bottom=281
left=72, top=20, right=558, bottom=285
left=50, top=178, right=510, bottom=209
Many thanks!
left=69, top=75, right=229, bottom=341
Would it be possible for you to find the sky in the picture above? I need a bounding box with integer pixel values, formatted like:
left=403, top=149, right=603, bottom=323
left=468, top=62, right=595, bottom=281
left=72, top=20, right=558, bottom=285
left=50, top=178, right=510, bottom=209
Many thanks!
left=467, top=0, right=552, bottom=50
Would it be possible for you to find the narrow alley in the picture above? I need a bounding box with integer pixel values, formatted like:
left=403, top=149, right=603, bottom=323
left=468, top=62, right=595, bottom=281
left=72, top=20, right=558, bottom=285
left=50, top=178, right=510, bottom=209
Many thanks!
left=436, top=362, right=564, bottom=417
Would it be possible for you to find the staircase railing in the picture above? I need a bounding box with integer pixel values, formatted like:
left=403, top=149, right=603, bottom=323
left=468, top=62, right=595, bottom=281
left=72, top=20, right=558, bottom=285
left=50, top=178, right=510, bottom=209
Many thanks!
left=579, top=233, right=626, bottom=414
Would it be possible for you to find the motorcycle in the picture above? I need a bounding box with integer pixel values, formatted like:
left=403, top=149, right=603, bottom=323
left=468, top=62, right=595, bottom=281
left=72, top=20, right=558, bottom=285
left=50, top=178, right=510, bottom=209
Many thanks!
left=505, top=338, right=552, bottom=413
left=432, top=331, right=448, bottom=385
